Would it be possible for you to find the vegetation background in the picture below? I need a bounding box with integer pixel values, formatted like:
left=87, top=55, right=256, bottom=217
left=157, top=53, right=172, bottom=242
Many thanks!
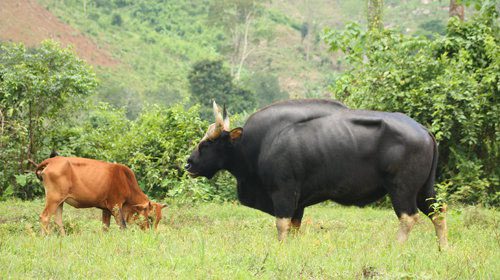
left=0, top=0, right=499, bottom=278
left=1, top=0, right=497, bottom=206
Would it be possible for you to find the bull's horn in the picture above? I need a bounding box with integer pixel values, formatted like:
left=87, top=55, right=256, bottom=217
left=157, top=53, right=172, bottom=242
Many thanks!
left=222, top=104, right=230, bottom=131
left=213, top=100, right=223, bottom=128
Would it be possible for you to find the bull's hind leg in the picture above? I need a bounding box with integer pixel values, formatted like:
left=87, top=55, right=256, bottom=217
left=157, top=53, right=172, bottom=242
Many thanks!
left=388, top=189, right=419, bottom=244
left=417, top=188, right=448, bottom=250
left=396, top=212, right=419, bottom=243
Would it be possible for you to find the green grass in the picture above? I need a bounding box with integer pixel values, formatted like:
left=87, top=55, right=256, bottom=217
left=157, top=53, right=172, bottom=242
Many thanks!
left=1, top=200, right=498, bottom=279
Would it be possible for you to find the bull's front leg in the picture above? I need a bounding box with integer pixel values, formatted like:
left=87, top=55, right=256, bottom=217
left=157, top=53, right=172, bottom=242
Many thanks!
left=291, top=207, right=304, bottom=233
left=271, top=191, right=297, bottom=241
left=275, top=217, right=292, bottom=241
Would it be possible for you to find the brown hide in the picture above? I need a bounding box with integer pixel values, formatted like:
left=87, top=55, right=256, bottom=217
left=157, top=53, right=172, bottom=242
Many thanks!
left=36, top=156, right=163, bottom=234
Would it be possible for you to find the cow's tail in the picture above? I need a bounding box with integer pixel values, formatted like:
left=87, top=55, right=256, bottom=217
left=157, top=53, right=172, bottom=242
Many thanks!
left=34, top=161, right=49, bottom=181
left=31, top=150, right=59, bottom=181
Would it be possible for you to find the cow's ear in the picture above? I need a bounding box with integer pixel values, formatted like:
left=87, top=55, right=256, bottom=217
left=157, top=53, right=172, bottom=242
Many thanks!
left=229, top=127, right=243, bottom=142
left=160, top=203, right=167, bottom=209
left=133, top=202, right=148, bottom=211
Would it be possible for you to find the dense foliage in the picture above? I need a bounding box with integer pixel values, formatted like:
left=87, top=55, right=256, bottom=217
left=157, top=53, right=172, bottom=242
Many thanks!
left=0, top=41, right=97, bottom=199
left=325, top=3, right=499, bottom=205
left=188, top=59, right=256, bottom=119
left=55, top=103, right=237, bottom=202
left=36, top=0, right=448, bottom=114
left=0, top=41, right=236, bottom=202
left=1, top=2, right=498, bottom=208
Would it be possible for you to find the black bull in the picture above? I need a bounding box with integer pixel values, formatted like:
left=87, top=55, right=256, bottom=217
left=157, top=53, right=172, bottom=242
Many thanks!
left=186, top=99, right=448, bottom=248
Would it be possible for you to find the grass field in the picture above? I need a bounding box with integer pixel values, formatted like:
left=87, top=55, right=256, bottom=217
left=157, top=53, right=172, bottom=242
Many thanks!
left=0, top=200, right=498, bottom=279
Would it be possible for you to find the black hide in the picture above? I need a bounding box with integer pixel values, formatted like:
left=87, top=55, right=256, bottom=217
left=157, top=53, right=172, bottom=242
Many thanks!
left=187, top=99, right=438, bottom=221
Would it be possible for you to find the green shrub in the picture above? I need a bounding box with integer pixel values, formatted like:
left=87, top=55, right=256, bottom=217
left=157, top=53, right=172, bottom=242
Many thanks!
left=0, top=40, right=97, bottom=199
left=325, top=3, right=499, bottom=206
left=49, top=102, right=237, bottom=201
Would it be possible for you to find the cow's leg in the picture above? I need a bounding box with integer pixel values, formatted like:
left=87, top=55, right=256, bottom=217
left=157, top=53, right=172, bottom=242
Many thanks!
left=54, top=203, right=65, bottom=236
left=291, top=207, right=304, bottom=234
left=102, top=209, right=112, bottom=231
left=417, top=188, right=449, bottom=250
left=40, top=197, right=63, bottom=235
left=111, top=206, right=127, bottom=230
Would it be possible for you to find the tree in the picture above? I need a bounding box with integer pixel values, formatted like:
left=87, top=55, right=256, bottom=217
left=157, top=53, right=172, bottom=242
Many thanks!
left=450, top=0, right=465, bottom=21
left=111, top=13, right=123, bottom=26
left=367, top=0, right=384, bottom=31
left=0, top=40, right=97, bottom=198
left=208, top=0, right=263, bottom=80
left=188, top=59, right=256, bottom=119
left=325, top=3, right=499, bottom=205
left=245, top=72, right=289, bottom=107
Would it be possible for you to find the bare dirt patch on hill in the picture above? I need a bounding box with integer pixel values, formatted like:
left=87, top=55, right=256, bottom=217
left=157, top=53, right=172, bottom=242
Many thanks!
left=0, top=0, right=117, bottom=67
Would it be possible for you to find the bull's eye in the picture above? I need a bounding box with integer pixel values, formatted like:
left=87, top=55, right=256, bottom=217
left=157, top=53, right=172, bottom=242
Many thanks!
left=199, top=141, right=211, bottom=150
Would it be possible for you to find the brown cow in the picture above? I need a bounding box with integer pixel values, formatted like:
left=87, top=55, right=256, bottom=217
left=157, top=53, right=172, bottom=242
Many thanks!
left=35, top=156, right=165, bottom=235
left=122, top=201, right=166, bottom=230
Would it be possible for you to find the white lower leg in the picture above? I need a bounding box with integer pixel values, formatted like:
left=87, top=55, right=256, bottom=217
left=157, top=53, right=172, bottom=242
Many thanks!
left=397, top=213, right=419, bottom=243
left=276, top=217, right=291, bottom=241
left=432, top=206, right=448, bottom=250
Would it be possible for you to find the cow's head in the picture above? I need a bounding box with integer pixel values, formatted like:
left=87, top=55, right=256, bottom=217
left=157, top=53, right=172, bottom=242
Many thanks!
left=185, top=101, right=242, bottom=179
left=150, top=202, right=167, bottom=230
left=128, top=201, right=167, bottom=230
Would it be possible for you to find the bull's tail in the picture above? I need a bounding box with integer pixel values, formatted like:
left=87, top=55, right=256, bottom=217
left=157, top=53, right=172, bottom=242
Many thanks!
left=425, top=131, right=439, bottom=196
left=417, top=130, right=439, bottom=216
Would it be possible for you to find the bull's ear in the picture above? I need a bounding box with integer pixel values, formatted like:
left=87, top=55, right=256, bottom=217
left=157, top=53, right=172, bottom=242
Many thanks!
left=229, top=127, right=243, bottom=142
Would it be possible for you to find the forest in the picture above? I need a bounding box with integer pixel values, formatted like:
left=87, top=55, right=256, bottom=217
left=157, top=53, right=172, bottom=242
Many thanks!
left=1, top=0, right=497, bottom=206
left=1, top=0, right=499, bottom=278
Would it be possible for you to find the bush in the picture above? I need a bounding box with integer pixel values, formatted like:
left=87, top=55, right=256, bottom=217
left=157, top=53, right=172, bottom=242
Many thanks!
left=49, top=102, right=237, bottom=202
left=0, top=40, right=97, bottom=199
left=188, top=59, right=256, bottom=120
left=325, top=4, right=499, bottom=206
left=111, top=14, right=123, bottom=26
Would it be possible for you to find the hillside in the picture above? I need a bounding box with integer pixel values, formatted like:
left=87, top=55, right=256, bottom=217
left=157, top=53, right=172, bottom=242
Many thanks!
left=2, top=0, right=452, bottom=116
left=0, top=0, right=117, bottom=66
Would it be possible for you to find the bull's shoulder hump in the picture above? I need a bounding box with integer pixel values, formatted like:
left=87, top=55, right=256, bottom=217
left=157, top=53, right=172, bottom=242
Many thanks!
left=247, top=99, right=347, bottom=120
left=258, top=98, right=346, bottom=112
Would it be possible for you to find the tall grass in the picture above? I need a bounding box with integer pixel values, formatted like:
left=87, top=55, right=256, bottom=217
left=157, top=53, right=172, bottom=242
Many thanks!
left=0, top=200, right=498, bottom=279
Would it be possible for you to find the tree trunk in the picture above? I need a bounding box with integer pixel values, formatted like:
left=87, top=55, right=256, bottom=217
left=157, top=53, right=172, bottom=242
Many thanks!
left=235, top=11, right=254, bottom=81
left=367, top=0, right=384, bottom=31
left=449, top=0, right=465, bottom=21
left=28, top=101, right=33, bottom=162
left=0, top=108, right=4, bottom=138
